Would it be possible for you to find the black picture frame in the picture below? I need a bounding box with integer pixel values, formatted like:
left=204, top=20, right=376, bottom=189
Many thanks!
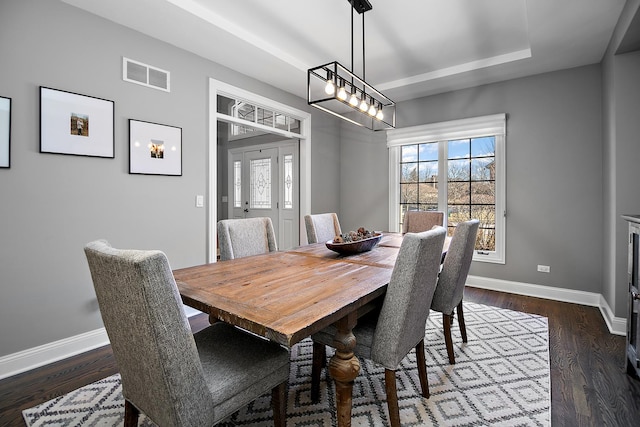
left=129, top=119, right=182, bottom=176
left=39, top=86, right=114, bottom=158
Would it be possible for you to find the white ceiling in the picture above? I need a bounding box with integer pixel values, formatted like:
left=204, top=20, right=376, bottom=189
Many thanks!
left=62, top=0, right=627, bottom=102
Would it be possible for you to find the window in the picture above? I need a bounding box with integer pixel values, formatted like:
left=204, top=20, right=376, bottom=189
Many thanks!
left=387, top=114, right=506, bottom=264
left=217, top=95, right=301, bottom=140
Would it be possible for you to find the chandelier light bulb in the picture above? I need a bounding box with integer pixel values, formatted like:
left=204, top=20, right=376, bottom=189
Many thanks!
left=368, top=104, right=377, bottom=116
left=376, top=108, right=384, bottom=121
left=337, top=86, right=348, bottom=101
left=324, top=79, right=335, bottom=95
left=359, top=99, right=368, bottom=112
left=349, top=93, right=359, bottom=107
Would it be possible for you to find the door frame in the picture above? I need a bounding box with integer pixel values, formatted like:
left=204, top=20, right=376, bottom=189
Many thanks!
left=208, top=78, right=311, bottom=263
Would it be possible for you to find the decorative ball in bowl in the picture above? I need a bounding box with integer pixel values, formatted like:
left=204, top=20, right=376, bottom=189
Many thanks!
left=325, top=228, right=382, bottom=255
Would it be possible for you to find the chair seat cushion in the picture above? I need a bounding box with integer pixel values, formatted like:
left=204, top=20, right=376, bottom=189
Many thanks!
left=194, top=322, right=290, bottom=423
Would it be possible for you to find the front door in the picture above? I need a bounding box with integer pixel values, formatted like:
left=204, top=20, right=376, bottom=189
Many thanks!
left=228, top=142, right=299, bottom=250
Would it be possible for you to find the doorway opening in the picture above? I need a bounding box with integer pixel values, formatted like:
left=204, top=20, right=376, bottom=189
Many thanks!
left=208, top=79, right=311, bottom=262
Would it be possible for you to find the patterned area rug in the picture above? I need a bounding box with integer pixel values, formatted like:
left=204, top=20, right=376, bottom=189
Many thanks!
left=23, top=302, right=550, bottom=426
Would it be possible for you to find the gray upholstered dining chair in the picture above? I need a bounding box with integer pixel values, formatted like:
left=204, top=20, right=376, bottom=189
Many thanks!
left=431, top=219, right=480, bottom=364
left=310, top=227, right=446, bottom=427
left=84, top=240, right=290, bottom=427
left=217, top=217, right=278, bottom=261
left=304, top=212, right=342, bottom=244
left=401, top=210, right=445, bottom=234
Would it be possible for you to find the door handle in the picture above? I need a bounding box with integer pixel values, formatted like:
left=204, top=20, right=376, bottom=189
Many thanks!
left=244, top=208, right=249, bottom=213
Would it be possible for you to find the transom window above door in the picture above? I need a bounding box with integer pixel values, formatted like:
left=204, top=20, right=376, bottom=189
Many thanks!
left=217, top=95, right=301, bottom=139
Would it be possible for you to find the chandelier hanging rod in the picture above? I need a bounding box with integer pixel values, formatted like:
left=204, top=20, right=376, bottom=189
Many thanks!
left=306, top=0, right=396, bottom=130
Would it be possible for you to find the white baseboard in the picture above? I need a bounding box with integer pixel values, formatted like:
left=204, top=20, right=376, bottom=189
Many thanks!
left=0, top=328, right=109, bottom=381
left=0, top=306, right=204, bottom=381
left=466, top=275, right=627, bottom=336
left=0, top=281, right=625, bottom=381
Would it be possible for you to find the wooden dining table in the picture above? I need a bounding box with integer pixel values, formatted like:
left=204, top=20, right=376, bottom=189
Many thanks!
left=173, top=232, right=448, bottom=427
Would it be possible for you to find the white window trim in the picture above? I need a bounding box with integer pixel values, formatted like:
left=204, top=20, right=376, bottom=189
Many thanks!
left=387, top=114, right=506, bottom=264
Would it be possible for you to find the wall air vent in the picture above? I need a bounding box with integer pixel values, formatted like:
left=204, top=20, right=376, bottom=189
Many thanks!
left=122, top=57, right=170, bottom=92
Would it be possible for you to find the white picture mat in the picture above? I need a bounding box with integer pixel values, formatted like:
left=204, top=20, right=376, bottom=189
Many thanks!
left=40, top=87, right=114, bottom=157
left=129, top=120, right=182, bottom=175
left=0, top=97, right=9, bottom=167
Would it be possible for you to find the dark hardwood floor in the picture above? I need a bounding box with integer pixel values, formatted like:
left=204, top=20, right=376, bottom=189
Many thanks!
left=2, top=287, right=640, bottom=426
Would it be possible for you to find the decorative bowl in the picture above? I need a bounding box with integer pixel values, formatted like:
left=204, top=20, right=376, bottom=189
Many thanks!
left=325, top=233, right=383, bottom=255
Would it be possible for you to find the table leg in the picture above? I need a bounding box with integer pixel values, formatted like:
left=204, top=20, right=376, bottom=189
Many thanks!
left=328, top=312, right=360, bottom=427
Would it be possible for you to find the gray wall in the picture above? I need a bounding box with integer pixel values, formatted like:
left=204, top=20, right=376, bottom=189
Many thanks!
left=603, top=50, right=640, bottom=318
left=0, top=0, right=341, bottom=357
left=341, top=65, right=606, bottom=302
left=613, top=51, right=640, bottom=316
left=602, top=0, right=640, bottom=319
left=338, top=123, right=390, bottom=233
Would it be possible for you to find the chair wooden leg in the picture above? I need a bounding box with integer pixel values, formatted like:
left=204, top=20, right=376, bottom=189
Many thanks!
left=311, top=341, right=325, bottom=403
left=384, top=369, right=401, bottom=427
left=271, top=381, right=287, bottom=427
left=415, top=339, right=430, bottom=398
left=457, top=301, right=468, bottom=343
left=123, top=400, right=139, bottom=427
left=443, top=313, right=455, bottom=364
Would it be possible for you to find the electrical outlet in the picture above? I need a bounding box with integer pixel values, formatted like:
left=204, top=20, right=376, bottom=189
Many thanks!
left=537, top=265, right=550, bottom=273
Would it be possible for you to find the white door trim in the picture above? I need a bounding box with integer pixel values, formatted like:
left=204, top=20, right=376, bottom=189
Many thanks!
left=208, top=79, right=311, bottom=262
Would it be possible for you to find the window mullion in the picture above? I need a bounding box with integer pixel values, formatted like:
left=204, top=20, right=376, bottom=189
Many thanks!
left=438, top=140, right=448, bottom=227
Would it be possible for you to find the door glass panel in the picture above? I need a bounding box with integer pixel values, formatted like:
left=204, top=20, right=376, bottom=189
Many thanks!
left=284, top=154, right=293, bottom=209
left=233, top=160, right=242, bottom=208
left=250, top=157, right=271, bottom=209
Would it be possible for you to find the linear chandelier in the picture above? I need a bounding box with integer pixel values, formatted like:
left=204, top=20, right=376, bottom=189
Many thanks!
left=307, top=0, right=395, bottom=131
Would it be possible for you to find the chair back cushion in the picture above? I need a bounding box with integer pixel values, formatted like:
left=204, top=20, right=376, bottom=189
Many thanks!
left=217, top=217, right=278, bottom=260
left=401, top=211, right=444, bottom=234
left=431, top=219, right=480, bottom=314
left=84, top=240, right=214, bottom=426
left=304, top=213, right=342, bottom=244
left=371, top=227, right=446, bottom=369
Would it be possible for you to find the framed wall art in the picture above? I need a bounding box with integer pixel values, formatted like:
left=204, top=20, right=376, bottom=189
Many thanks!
left=39, top=86, right=114, bottom=158
left=0, top=95, right=10, bottom=168
left=129, top=119, right=182, bottom=176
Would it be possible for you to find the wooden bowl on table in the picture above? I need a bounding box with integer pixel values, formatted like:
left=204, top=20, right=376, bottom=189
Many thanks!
left=325, top=233, right=382, bottom=255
